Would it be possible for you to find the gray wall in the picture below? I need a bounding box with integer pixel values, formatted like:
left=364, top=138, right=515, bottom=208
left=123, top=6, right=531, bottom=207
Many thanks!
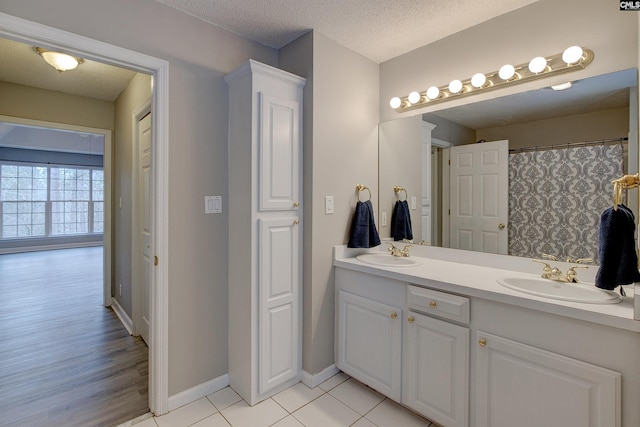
left=281, top=32, right=380, bottom=375
left=1, top=0, right=277, bottom=396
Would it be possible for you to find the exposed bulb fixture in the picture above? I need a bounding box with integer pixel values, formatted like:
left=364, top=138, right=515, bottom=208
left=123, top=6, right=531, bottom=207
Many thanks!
left=36, top=47, right=83, bottom=72
left=528, top=56, right=547, bottom=73
left=498, top=64, right=516, bottom=80
left=389, top=46, right=594, bottom=112
left=426, top=86, right=440, bottom=100
left=408, top=91, right=422, bottom=104
left=448, top=79, right=463, bottom=94
left=471, top=73, right=486, bottom=88
left=562, top=46, right=584, bottom=64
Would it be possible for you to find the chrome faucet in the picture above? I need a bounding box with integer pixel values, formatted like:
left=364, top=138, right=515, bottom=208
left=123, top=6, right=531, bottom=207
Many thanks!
left=388, top=242, right=412, bottom=257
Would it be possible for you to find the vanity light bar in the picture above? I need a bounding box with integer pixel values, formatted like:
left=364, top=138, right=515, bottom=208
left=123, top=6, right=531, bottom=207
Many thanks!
left=390, top=46, right=594, bottom=112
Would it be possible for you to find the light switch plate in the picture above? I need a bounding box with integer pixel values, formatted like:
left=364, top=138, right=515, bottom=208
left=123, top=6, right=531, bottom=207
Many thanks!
left=205, top=196, right=222, bottom=214
left=411, top=196, right=417, bottom=210
left=325, top=196, right=334, bottom=214
left=381, top=211, right=387, bottom=226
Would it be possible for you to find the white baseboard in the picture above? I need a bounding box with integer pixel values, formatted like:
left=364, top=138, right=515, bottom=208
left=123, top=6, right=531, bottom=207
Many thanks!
left=168, top=373, right=230, bottom=412
left=111, top=298, right=134, bottom=335
left=301, top=364, right=340, bottom=389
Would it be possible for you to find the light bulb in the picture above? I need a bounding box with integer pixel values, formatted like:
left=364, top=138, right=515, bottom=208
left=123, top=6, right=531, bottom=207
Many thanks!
left=448, top=79, right=463, bottom=94
left=528, top=56, right=547, bottom=73
left=562, top=46, right=584, bottom=64
left=408, top=91, right=421, bottom=104
left=426, top=86, right=440, bottom=100
left=471, top=73, right=486, bottom=88
left=389, top=97, right=402, bottom=109
left=498, top=64, right=515, bottom=80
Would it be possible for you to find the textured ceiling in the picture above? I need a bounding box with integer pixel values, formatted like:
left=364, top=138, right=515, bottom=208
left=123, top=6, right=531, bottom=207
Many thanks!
left=153, top=0, right=540, bottom=63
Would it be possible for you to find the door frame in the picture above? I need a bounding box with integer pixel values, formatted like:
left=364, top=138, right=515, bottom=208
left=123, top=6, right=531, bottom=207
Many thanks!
left=132, top=98, right=152, bottom=340
left=0, top=12, right=170, bottom=415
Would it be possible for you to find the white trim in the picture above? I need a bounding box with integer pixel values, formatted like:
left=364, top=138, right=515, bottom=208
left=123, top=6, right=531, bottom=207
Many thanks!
left=111, top=298, right=134, bottom=336
left=168, top=374, right=230, bottom=412
left=301, top=365, right=340, bottom=389
left=0, top=12, right=170, bottom=415
left=0, top=241, right=102, bottom=255
left=432, top=137, right=453, bottom=149
left=131, top=98, right=152, bottom=340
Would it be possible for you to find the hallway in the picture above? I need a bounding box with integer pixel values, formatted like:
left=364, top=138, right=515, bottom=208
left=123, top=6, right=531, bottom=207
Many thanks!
left=0, top=247, right=149, bottom=426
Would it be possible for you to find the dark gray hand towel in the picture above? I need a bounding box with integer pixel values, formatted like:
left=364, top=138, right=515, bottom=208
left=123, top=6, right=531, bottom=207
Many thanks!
left=390, top=200, right=413, bottom=242
left=595, top=204, right=640, bottom=290
left=348, top=200, right=381, bottom=248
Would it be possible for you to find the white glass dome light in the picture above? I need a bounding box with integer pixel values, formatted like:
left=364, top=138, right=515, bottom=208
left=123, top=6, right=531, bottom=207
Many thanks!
left=389, top=97, right=402, bottom=109
left=426, top=86, right=440, bottom=100
left=408, top=91, right=422, bottom=104
left=562, top=46, right=584, bottom=65
left=528, top=56, right=547, bottom=74
left=448, top=79, right=463, bottom=94
left=470, top=73, right=486, bottom=88
left=498, top=64, right=515, bottom=80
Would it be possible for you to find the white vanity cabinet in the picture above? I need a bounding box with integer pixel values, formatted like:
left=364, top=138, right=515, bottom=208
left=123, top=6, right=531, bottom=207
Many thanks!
left=335, top=268, right=404, bottom=400
left=473, top=331, right=621, bottom=427
left=226, top=60, right=305, bottom=405
left=403, top=286, right=469, bottom=427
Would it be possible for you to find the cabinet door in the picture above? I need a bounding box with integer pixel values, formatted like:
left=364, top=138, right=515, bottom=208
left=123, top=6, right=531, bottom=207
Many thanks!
left=403, top=312, right=469, bottom=427
left=474, top=332, right=621, bottom=427
left=259, top=92, right=300, bottom=212
left=337, top=290, right=402, bottom=400
left=258, top=217, right=300, bottom=395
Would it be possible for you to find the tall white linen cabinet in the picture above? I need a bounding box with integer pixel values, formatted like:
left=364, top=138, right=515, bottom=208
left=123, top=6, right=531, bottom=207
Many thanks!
left=225, top=60, right=306, bottom=405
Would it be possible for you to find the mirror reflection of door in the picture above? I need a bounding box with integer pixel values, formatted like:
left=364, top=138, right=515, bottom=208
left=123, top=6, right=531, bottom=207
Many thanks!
left=137, top=112, right=152, bottom=345
left=447, top=140, right=509, bottom=254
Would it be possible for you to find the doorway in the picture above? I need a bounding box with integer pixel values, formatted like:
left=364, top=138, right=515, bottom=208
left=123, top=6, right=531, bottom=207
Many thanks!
left=0, top=13, right=170, bottom=414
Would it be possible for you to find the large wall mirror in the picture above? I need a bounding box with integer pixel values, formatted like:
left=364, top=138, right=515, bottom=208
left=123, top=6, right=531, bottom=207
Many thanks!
left=379, top=68, right=639, bottom=265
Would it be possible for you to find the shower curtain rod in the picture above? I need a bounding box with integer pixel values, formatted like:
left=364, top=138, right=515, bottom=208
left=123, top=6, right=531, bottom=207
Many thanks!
left=509, top=137, right=628, bottom=153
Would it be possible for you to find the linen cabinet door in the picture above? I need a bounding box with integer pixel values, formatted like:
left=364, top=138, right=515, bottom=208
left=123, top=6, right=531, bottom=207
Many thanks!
left=403, top=312, right=469, bottom=427
left=336, top=290, right=402, bottom=400
left=258, top=217, right=301, bottom=396
left=259, top=92, right=300, bottom=212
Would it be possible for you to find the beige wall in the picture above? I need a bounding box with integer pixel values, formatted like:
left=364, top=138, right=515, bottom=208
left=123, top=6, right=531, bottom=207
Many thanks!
left=0, top=81, right=114, bottom=129
left=1, top=0, right=277, bottom=396
left=281, top=32, right=380, bottom=375
left=113, top=72, right=152, bottom=315
left=380, top=0, right=638, bottom=123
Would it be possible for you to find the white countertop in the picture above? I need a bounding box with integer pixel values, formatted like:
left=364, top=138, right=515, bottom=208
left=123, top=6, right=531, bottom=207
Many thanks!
left=333, top=245, right=640, bottom=333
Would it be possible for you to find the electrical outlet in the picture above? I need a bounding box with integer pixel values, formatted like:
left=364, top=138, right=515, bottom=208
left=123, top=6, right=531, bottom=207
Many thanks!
left=381, top=211, right=387, bottom=226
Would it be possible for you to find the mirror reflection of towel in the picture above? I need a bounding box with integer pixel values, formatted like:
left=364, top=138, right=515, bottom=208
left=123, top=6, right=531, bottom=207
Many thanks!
left=595, top=204, right=640, bottom=290
left=348, top=200, right=381, bottom=248
left=390, top=200, right=413, bottom=242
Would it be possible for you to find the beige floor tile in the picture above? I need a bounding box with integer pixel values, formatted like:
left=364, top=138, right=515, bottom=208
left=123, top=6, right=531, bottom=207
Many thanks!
left=207, top=387, right=243, bottom=411
left=272, top=382, right=324, bottom=413
left=192, top=413, right=232, bottom=427
left=318, top=371, right=350, bottom=392
left=365, top=399, right=432, bottom=427
left=220, top=398, right=288, bottom=427
left=292, top=394, right=360, bottom=427
left=155, top=398, right=218, bottom=427
left=270, top=415, right=306, bottom=427
left=328, top=378, right=384, bottom=415
left=352, top=417, right=379, bottom=427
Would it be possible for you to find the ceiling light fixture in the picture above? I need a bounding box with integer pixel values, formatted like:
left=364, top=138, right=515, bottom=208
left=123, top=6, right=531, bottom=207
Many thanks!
left=36, top=47, right=83, bottom=72
left=551, top=82, right=572, bottom=91
left=389, top=46, right=594, bottom=112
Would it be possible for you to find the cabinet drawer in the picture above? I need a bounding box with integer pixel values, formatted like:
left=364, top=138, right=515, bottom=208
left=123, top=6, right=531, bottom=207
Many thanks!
left=407, top=285, right=470, bottom=324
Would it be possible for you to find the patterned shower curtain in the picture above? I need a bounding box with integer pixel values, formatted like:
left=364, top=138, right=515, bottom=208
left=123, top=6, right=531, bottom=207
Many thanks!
left=508, top=144, right=624, bottom=263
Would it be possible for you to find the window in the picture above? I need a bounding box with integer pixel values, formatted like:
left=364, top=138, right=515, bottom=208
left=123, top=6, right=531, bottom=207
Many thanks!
left=0, top=163, right=104, bottom=240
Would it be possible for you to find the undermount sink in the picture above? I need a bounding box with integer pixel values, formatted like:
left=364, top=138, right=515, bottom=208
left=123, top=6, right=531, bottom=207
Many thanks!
left=497, top=276, right=623, bottom=304
left=356, top=253, right=422, bottom=267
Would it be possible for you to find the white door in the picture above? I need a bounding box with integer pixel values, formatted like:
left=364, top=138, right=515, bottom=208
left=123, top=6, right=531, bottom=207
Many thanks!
left=403, top=312, right=469, bottom=427
left=448, top=140, right=508, bottom=254
left=337, top=290, right=402, bottom=400
left=474, top=332, right=621, bottom=427
left=258, top=217, right=300, bottom=396
left=138, top=113, right=152, bottom=345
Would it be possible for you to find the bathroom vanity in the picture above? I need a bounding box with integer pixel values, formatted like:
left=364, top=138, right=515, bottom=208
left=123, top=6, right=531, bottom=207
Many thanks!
left=333, top=245, right=640, bottom=427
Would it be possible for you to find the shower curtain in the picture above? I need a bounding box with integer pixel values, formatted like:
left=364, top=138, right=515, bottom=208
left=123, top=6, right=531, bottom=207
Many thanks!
left=508, top=144, right=624, bottom=263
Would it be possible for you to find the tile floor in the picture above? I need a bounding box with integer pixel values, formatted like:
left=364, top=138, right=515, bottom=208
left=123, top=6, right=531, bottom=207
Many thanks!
left=118, top=372, right=440, bottom=427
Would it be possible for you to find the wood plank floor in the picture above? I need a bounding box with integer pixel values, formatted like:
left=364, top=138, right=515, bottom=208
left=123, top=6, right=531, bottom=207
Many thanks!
left=0, top=247, right=149, bottom=427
